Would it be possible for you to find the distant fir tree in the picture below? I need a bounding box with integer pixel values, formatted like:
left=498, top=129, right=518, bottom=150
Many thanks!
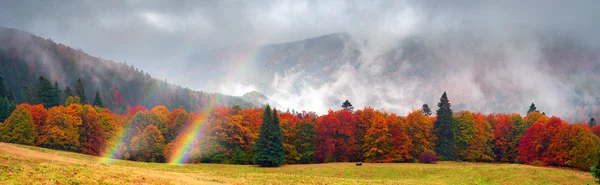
left=590, top=118, right=597, bottom=128
left=0, top=77, right=16, bottom=122
left=254, top=105, right=285, bottom=167
left=6, top=88, right=14, bottom=101
left=76, top=78, right=86, bottom=103
left=0, top=97, right=16, bottom=122
left=63, top=86, right=74, bottom=100
left=0, top=77, right=6, bottom=98
left=33, top=76, right=60, bottom=107
left=434, top=92, right=455, bottom=160
left=421, top=104, right=432, bottom=116
left=342, top=100, right=354, bottom=112
left=527, top=103, right=538, bottom=115
left=93, top=91, right=103, bottom=107
left=53, top=81, right=62, bottom=105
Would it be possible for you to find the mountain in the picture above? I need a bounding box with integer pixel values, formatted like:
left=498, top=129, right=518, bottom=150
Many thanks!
left=183, top=31, right=600, bottom=122
left=0, top=27, right=254, bottom=113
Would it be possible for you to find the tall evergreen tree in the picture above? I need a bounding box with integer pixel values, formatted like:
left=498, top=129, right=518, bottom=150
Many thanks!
left=53, top=81, right=62, bottom=106
left=0, top=97, right=16, bottom=122
left=590, top=118, right=597, bottom=128
left=434, top=92, right=455, bottom=160
left=342, top=100, right=354, bottom=112
left=254, top=105, right=285, bottom=167
left=33, top=76, right=59, bottom=107
left=422, top=104, right=432, bottom=116
left=93, top=90, right=103, bottom=107
left=76, top=78, right=86, bottom=103
left=0, top=76, right=6, bottom=98
left=527, top=103, right=537, bottom=115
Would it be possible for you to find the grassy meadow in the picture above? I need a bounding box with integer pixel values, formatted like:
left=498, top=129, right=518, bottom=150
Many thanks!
left=0, top=142, right=594, bottom=185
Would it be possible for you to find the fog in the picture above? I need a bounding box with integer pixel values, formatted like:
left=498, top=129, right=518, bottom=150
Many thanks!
left=1, top=0, right=599, bottom=121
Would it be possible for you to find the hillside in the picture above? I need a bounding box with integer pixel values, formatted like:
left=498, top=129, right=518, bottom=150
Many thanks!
left=0, top=142, right=594, bottom=185
left=0, top=27, right=254, bottom=113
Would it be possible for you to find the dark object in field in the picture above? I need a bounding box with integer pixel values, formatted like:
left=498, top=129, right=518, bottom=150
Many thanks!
left=356, top=162, right=362, bottom=166
left=419, top=151, right=438, bottom=164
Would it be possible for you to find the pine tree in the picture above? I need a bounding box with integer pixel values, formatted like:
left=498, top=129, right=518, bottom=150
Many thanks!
left=52, top=81, right=61, bottom=107
left=342, top=100, right=354, bottom=112
left=590, top=118, right=597, bottom=128
left=76, top=78, right=86, bottom=103
left=422, top=104, right=432, bottom=116
left=527, top=103, right=537, bottom=115
left=434, top=92, right=455, bottom=160
left=0, top=76, right=6, bottom=98
left=33, top=76, right=57, bottom=107
left=63, top=86, right=74, bottom=100
left=0, top=97, right=16, bottom=122
left=93, top=91, right=103, bottom=107
left=254, top=105, right=285, bottom=167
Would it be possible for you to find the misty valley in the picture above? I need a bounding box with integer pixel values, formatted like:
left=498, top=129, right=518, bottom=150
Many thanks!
left=1, top=1, right=600, bottom=184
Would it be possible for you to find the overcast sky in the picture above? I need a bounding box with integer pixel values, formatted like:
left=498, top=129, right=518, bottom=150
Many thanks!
left=1, top=0, right=599, bottom=91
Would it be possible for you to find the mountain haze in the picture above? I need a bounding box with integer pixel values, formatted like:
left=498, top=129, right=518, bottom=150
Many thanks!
left=182, top=30, right=600, bottom=122
left=0, top=26, right=254, bottom=113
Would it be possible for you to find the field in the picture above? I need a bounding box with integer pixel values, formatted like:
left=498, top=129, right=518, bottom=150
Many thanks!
left=0, top=142, right=594, bottom=185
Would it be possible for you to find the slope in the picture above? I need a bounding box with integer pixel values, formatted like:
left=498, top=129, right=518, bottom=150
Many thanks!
left=0, top=26, right=254, bottom=113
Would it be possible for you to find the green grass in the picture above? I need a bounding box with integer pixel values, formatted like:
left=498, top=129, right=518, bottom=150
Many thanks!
left=0, top=142, right=595, bottom=184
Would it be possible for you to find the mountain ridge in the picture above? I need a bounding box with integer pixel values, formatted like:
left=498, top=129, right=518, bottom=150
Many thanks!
left=0, top=26, right=255, bottom=113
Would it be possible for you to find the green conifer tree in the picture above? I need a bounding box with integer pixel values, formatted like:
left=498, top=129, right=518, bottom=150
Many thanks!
left=434, top=92, right=455, bottom=160
left=76, top=78, right=86, bottom=103
left=527, top=103, right=537, bottom=115
left=422, top=104, right=432, bottom=116
left=93, top=91, right=103, bottom=107
left=254, top=105, right=285, bottom=167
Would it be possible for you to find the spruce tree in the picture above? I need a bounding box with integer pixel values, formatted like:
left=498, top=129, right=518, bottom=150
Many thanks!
left=0, top=76, right=6, bottom=98
left=422, top=104, right=432, bottom=116
left=342, top=100, right=354, bottom=112
left=0, top=97, right=16, bottom=122
left=589, top=118, right=597, bottom=128
left=63, top=86, right=74, bottom=100
left=76, top=78, right=86, bottom=103
left=254, top=105, right=285, bottom=167
left=93, top=91, right=103, bottom=107
left=51, top=81, right=61, bottom=107
left=434, top=92, right=455, bottom=160
left=527, top=103, right=537, bottom=115
left=33, top=76, right=55, bottom=107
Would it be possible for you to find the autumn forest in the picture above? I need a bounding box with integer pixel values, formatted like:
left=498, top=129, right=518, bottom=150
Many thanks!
left=1, top=74, right=599, bottom=172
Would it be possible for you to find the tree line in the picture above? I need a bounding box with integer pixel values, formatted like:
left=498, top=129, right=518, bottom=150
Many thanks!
left=1, top=92, right=599, bottom=170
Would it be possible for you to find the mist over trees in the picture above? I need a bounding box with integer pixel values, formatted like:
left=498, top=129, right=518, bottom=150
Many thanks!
left=0, top=27, right=253, bottom=115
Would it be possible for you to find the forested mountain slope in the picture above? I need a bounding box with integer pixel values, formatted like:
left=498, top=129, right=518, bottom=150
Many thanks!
left=0, top=27, right=253, bottom=113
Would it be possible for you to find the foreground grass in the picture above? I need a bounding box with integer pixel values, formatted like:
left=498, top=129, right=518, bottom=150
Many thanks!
left=0, top=142, right=594, bottom=185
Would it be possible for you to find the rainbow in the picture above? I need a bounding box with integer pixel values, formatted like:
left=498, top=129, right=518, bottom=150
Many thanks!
left=99, top=122, right=131, bottom=163
left=167, top=96, right=219, bottom=164
left=99, top=39, right=265, bottom=164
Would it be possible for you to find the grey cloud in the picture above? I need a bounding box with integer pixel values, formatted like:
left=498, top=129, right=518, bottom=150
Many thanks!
left=1, top=0, right=599, bottom=121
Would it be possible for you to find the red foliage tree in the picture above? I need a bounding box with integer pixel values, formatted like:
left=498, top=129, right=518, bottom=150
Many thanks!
left=315, top=110, right=358, bottom=162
